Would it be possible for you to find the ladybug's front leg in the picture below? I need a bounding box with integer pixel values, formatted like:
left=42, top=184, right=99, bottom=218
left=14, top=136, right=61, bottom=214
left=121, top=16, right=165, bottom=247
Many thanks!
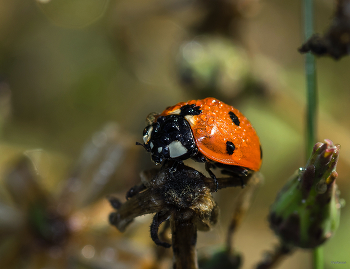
left=205, top=161, right=219, bottom=192
left=191, top=153, right=219, bottom=191
left=221, top=169, right=249, bottom=188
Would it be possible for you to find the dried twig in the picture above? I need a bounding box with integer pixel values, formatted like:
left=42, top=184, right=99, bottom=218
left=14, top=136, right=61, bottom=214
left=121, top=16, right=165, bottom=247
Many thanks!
left=108, top=161, right=258, bottom=268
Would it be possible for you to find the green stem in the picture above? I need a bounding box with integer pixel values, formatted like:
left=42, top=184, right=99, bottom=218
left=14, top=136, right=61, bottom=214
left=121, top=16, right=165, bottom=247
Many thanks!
left=305, top=52, right=317, bottom=156
left=302, top=0, right=322, bottom=268
left=304, top=0, right=317, bottom=156
left=313, top=247, right=323, bottom=269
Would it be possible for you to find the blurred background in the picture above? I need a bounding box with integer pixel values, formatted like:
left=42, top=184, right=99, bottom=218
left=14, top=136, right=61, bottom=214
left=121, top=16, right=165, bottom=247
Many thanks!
left=0, top=0, right=349, bottom=268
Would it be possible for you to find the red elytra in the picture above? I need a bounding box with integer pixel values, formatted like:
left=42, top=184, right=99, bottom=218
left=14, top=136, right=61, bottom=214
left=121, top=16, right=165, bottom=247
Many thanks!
left=159, top=97, right=262, bottom=171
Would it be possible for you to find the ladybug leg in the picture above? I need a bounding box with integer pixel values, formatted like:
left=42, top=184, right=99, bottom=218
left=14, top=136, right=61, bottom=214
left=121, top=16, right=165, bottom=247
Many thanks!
left=221, top=169, right=249, bottom=188
left=170, top=160, right=183, bottom=173
left=205, top=161, right=219, bottom=192
left=163, top=159, right=183, bottom=173
left=216, top=164, right=251, bottom=188
left=192, top=153, right=218, bottom=191
left=191, top=153, right=207, bottom=163
left=161, top=159, right=169, bottom=169
left=162, top=160, right=183, bottom=173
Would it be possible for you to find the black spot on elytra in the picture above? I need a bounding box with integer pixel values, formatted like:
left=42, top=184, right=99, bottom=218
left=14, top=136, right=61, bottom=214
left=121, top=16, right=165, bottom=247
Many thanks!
left=260, top=145, right=263, bottom=159
left=228, top=111, right=240, bottom=126
left=180, top=104, right=202, bottom=116
left=226, top=141, right=235, bottom=155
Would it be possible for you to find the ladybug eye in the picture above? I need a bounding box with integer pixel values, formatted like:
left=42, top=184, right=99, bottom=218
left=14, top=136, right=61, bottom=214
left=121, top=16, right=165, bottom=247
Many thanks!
left=143, top=126, right=153, bottom=144
left=143, top=127, right=148, bottom=136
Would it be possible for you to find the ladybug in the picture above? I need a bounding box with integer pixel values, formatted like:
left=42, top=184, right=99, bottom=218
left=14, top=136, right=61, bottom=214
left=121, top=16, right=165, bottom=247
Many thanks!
left=138, top=97, right=262, bottom=189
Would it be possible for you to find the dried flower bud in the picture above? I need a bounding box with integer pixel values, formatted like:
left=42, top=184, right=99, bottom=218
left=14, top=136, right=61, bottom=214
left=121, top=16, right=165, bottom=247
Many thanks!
left=269, top=139, right=342, bottom=248
left=109, top=162, right=219, bottom=248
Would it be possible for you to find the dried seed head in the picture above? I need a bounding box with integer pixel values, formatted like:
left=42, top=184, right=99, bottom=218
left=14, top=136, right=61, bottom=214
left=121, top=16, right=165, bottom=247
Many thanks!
left=108, top=162, right=219, bottom=248
left=269, top=139, right=342, bottom=248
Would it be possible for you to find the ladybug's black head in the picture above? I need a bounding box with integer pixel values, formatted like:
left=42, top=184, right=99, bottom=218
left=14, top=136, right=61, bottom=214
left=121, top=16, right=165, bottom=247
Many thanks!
left=140, top=115, right=197, bottom=164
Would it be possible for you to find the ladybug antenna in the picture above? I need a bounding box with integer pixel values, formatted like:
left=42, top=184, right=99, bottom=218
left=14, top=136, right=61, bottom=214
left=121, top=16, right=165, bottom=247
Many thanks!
left=136, top=141, right=148, bottom=150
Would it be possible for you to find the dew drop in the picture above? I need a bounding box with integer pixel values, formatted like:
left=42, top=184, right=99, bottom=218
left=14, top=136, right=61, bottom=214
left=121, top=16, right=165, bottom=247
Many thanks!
left=298, top=167, right=306, bottom=176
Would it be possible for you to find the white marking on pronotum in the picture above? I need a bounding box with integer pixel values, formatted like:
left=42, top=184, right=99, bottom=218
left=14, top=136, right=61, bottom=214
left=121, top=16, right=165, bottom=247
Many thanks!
left=170, top=108, right=181, bottom=115
left=185, top=115, right=196, bottom=126
left=168, top=141, right=188, bottom=158
left=150, top=142, right=154, bottom=149
left=143, top=126, right=153, bottom=143
left=158, top=147, right=162, bottom=153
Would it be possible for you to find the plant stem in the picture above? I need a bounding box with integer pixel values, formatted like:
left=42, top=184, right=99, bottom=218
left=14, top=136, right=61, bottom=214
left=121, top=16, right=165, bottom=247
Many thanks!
left=303, top=0, right=317, bottom=156
left=171, top=212, right=198, bottom=269
left=313, top=246, right=323, bottom=269
left=305, top=51, right=317, bottom=156
left=302, top=0, right=322, bottom=268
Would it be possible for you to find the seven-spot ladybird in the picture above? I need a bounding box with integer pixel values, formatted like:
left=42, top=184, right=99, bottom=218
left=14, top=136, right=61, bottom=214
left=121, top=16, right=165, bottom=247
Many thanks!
left=139, top=97, right=262, bottom=187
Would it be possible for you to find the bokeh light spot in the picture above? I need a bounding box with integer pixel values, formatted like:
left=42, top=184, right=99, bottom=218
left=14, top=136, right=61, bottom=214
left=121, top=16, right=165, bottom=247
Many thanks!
left=82, top=244, right=95, bottom=259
